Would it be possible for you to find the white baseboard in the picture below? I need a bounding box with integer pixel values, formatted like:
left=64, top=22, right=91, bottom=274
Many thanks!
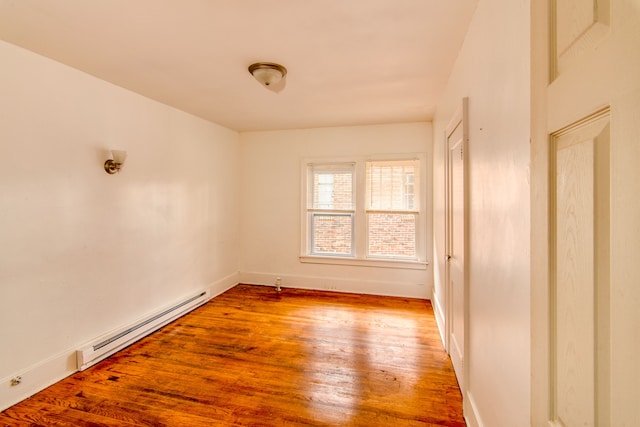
left=209, top=271, right=241, bottom=298
left=465, top=390, right=485, bottom=427
left=0, top=349, right=77, bottom=412
left=0, top=272, right=241, bottom=412
left=432, top=288, right=448, bottom=350
left=240, top=271, right=431, bottom=299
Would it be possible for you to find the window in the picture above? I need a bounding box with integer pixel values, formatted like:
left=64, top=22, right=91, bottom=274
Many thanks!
left=301, top=156, right=426, bottom=269
left=307, top=163, right=355, bottom=256
left=366, top=160, right=419, bottom=259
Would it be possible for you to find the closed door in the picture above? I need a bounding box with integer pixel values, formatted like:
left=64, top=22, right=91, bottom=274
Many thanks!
left=531, top=1, right=640, bottom=425
left=445, top=98, right=468, bottom=388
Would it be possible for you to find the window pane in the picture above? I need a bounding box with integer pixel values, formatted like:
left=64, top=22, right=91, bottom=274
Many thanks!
left=311, top=166, right=353, bottom=210
left=315, top=174, right=334, bottom=208
left=367, top=160, right=419, bottom=210
left=367, top=213, right=416, bottom=258
left=311, top=213, right=353, bottom=255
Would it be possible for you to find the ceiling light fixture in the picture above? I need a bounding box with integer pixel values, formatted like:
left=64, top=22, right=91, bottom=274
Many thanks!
left=248, top=62, right=287, bottom=87
left=104, top=149, right=127, bottom=174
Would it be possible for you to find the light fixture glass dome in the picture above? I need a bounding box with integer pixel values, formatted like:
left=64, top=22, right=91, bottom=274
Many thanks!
left=249, top=62, right=287, bottom=87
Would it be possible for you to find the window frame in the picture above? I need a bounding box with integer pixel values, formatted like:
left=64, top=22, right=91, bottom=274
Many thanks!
left=365, top=159, right=420, bottom=260
left=305, top=162, right=356, bottom=257
left=300, top=154, right=428, bottom=270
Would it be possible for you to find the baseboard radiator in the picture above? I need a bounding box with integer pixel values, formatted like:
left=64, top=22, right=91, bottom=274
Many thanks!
left=76, top=289, right=210, bottom=371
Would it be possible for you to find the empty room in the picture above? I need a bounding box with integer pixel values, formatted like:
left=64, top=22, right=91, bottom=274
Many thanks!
left=1, top=0, right=639, bottom=426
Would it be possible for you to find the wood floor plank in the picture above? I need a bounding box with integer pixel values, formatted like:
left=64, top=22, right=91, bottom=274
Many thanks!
left=1, top=284, right=464, bottom=426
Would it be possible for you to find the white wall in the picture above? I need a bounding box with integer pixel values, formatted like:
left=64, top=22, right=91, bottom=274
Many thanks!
left=239, top=123, right=432, bottom=298
left=0, top=40, right=240, bottom=409
left=432, top=0, right=530, bottom=425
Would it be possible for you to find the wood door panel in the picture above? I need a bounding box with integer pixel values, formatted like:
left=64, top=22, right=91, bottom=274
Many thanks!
left=551, top=112, right=610, bottom=427
left=555, top=138, right=595, bottom=427
left=554, top=0, right=610, bottom=75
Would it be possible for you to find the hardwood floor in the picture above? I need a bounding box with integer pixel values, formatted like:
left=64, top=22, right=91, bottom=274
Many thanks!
left=0, top=284, right=464, bottom=426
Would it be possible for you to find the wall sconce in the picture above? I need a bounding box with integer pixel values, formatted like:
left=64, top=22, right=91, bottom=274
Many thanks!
left=104, top=150, right=127, bottom=174
left=248, top=62, right=287, bottom=87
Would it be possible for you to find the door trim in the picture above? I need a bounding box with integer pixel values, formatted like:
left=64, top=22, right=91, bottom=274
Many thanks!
left=444, top=97, right=469, bottom=393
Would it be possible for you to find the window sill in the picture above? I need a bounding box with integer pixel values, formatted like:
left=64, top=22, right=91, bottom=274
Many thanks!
left=299, top=255, right=428, bottom=270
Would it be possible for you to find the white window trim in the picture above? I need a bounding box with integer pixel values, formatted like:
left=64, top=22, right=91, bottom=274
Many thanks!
left=300, top=154, right=429, bottom=269
left=299, top=255, right=428, bottom=270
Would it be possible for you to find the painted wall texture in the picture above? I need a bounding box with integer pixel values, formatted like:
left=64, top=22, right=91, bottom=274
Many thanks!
left=0, top=40, right=241, bottom=409
left=432, top=0, right=531, bottom=425
left=239, top=123, right=433, bottom=298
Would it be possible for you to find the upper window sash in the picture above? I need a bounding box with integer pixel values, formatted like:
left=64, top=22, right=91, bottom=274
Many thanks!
left=365, top=159, right=420, bottom=212
left=307, top=163, right=355, bottom=211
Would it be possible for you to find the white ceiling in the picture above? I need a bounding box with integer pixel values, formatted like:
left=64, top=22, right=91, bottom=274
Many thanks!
left=0, top=0, right=477, bottom=132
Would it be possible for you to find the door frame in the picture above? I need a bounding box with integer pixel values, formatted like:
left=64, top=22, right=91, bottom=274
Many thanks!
left=444, top=97, right=469, bottom=392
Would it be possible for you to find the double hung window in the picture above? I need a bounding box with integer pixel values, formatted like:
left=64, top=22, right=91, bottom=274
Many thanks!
left=366, top=159, right=419, bottom=259
left=307, top=163, right=355, bottom=256
left=302, top=156, right=426, bottom=268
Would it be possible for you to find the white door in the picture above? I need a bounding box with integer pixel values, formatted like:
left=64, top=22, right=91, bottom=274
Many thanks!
left=531, top=1, right=640, bottom=425
left=445, top=98, right=468, bottom=388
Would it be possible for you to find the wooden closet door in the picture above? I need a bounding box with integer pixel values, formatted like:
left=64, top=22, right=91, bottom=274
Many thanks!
left=532, top=0, right=640, bottom=425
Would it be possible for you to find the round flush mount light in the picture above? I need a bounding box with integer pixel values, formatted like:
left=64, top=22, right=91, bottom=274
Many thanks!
left=104, top=149, right=127, bottom=174
left=248, top=62, right=287, bottom=87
